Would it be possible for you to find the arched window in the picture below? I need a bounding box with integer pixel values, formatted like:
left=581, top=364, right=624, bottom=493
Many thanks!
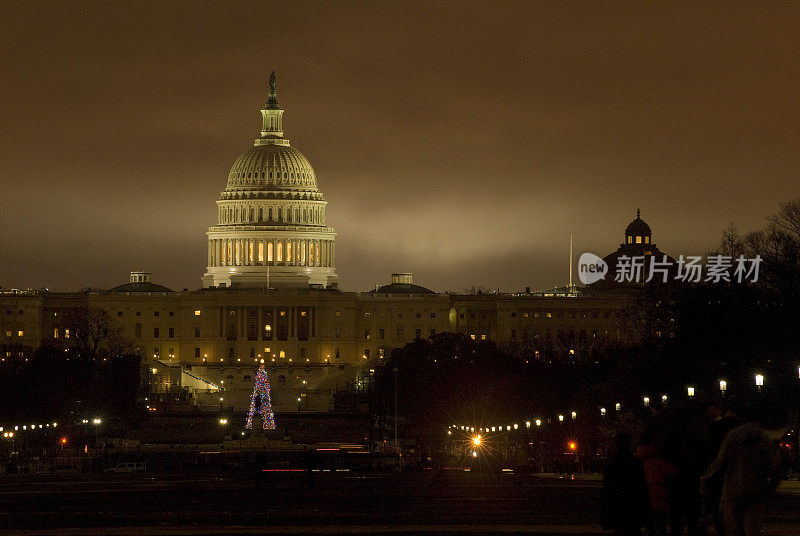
left=287, top=241, right=292, bottom=263
left=310, top=242, right=314, bottom=265
left=277, top=208, right=282, bottom=221
left=294, top=208, right=299, bottom=222
left=267, top=242, right=274, bottom=262
left=277, top=241, right=283, bottom=262
left=303, top=209, right=307, bottom=222
left=268, top=207, right=273, bottom=221
left=258, top=242, right=264, bottom=263
left=258, top=208, right=263, bottom=221
left=250, top=208, right=255, bottom=221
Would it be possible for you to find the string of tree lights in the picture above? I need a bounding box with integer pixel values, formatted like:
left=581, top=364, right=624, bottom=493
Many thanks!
left=245, top=364, right=276, bottom=430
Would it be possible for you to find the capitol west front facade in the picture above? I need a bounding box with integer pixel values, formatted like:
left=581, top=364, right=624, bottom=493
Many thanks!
left=0, top=75, right=638, bottom=412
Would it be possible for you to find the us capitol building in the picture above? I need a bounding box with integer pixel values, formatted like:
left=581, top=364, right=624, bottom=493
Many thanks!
left=0, top=74, right=646, bottom=413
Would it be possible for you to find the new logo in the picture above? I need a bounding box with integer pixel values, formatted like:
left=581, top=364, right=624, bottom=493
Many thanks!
left=578, top=253, right=608, bottom=285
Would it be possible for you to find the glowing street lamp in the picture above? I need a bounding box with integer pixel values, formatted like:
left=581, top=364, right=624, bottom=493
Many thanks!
left=600, top=407, right=606, bottom=416
left=643, top=397, right=650, bottom=408
left=558, top=414, right=564, bottom=422
left=535, top=419, right=542, bottom=427
left=473, top=435, right=481, bottom=446
left=525, top=421, right=531, bottom=429
left=571, top=411, right=577, bottom=420
left=661, top=394, right=668, bottom=404
left=719, top=380, right=727, bottom=394
left=615, top=402, right=621, bottom=411
left=755, top=374, right=764, bottom=392
left=687, top=386, right=695, bottom=398
left=92, top=418, right=102, bottom=425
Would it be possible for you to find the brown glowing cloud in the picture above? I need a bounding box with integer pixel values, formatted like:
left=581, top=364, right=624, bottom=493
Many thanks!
left=0, top=2, right=798, bottom=291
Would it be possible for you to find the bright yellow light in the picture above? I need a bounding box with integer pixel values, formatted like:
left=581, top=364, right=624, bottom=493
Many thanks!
left=568, top=441, right=577, bottom=451
left=472, top=435, right=481, bottom=446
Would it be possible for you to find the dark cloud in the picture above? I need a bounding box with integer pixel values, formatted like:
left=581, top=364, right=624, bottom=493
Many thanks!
left=1, top=2, right=798, bottom=291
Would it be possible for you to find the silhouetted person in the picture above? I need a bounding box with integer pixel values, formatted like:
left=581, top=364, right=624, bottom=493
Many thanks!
left=701, top=407, right=783, bottom=536
left=635, top=439, right=676, bottom=536
left=703, top=404, right=742, bottom=534
left=602, top=433, right=652, bottom=536
left=663, top=424, right=706, bottom=536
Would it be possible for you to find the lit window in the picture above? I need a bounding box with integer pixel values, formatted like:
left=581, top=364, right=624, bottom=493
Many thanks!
left=267, top=242, right=274, bottom=262
left=258, top=242, right=264, bottom=263
left=627, top=236, right=632, bottom=244
left=64, top=329, right=69, bottom=339
left=546, top=312, right=552, bottom=318
left=335, top=311, right=342, bottom=317
left=277, top=242, right=283, bottom=262
left=364, top=312, right=370, bottom=317
left=300, top=311, right=307, bottom=317
left=279, top=350, right=285, bottom=358
left=194, top=310, right=201, bottom=316
left=249, top=241, right=254, bottom=263
left=6, top=330, right=12, bottom=337
left=54, top=328, right=59, bottom=338
left=470, top=334, right=476, bottom=340
left=644, top=236, right=650, bottom=244
left=636, top=236, right=642, bottom=244
left=287, top=241, right=292, bottom=262
left=18, top=330, right=24, bottom=337
left=480, top=334, right=486, bottom=340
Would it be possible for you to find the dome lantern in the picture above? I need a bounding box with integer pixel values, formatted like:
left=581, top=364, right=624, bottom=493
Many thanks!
left=624, top=208, right=652, bottom=245
left=259, top=71, right=285, bottom=140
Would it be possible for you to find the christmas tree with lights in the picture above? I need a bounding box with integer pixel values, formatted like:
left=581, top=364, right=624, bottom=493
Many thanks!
left=245, top=364, right=276, bottom=430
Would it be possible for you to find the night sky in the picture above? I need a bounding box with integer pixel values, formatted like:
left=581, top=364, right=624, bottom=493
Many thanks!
left=1, top=2, right=798, bottom=292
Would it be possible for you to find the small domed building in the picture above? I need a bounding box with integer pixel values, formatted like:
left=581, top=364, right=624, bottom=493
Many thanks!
left=202, top=72, right=338, bottom=289
left=594, top=209, right=677, bottom=288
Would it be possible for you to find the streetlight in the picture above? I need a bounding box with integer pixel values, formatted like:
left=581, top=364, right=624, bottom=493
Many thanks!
left=571, top=411, right=577, bottom=420
left=535, top=419, right=541, bottom=427
left=661, top=394, right=668, bottom=404
left=643, top=397, right=650, bottom=408
left=615, top=402, right=621, bottom=411
left=719, top=380, right=727, bottom=395
left=687, top=386, right=695, bottom=398
left=755, top=374, right=764, bottom=392
left=600, top=407, right=606, bottom=416
left=558, top=414, right=564, bottom=422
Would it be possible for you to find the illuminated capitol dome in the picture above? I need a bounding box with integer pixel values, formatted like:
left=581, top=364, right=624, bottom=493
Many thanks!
left=203, top=72, right=338, bottom=289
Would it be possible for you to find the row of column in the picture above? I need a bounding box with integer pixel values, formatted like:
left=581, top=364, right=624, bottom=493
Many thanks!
left=218, top=204, right=324, bottom=225
left=208, top=238, right=334, bottom=268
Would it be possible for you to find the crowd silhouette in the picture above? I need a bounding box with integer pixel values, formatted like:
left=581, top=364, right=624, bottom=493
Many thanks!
left=602, top=400, right=786, bottom=536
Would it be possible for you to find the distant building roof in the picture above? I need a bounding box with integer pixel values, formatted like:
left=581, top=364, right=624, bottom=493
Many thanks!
left=369, top=273, right=435, bottom=294
left=108, top=281, right=174, bottom=293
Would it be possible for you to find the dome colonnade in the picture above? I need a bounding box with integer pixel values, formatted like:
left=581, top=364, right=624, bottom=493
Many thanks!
left=203, top=72, right=338, bottom=289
